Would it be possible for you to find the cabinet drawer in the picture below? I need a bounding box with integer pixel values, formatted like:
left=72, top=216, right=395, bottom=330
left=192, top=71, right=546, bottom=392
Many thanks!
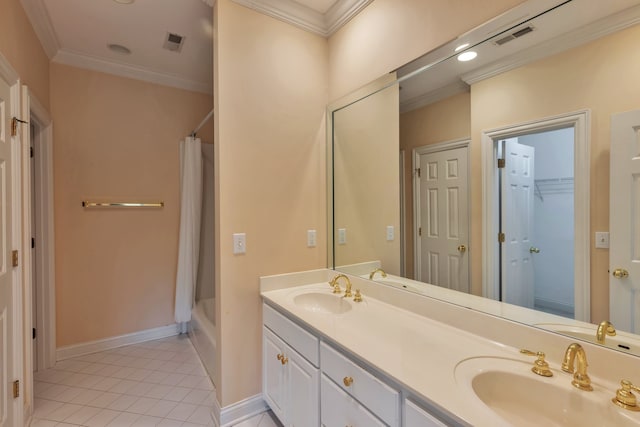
left=321, top=342, right=400, bottom=426
left=264, top=304, right=319, bottom=366
left=405, top=399, right=448, bottom=427
left=321, top=374, right=385, bottom=427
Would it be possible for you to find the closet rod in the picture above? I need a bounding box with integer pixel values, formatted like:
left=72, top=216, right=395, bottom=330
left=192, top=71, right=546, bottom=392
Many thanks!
left=191, top=109, right=214, bottom=137
left=82, top=201, right=164, bottom=208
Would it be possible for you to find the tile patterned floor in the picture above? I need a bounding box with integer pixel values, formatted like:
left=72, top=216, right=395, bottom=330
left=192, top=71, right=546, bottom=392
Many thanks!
left=30, top=335, right=278, bottom=427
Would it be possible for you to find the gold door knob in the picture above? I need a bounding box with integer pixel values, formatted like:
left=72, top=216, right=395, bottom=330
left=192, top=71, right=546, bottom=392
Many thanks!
left=613, top=268, right=629, bottom=279
left=343, top=376, right=353, bottom=387
left=457, top=245, right=466, bottom=253
left=529, top=247, right=540, bottom=254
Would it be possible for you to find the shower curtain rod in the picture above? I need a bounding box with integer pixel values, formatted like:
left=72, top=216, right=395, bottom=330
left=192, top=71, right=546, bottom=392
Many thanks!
left=191, top=109, right=214, bottom=137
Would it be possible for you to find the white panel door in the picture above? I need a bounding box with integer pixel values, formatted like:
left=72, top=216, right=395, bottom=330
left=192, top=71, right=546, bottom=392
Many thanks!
left=501, top=139, right=535, bottom=308
left=418, top=147, right=469, bottom=292
left=0, top=73, right=14, bottom=427
left=263, top=328, right=286, bottom=424
left=610, top=110, right=640, bottom=334
left=287, top=346, right=319, bottom=427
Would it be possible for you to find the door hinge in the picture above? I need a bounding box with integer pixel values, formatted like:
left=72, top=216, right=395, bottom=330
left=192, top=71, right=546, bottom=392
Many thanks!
left=33, top=328, right=36, bottom=339
left=419, top=227, right=422, bottom=236
left=30, top=146, right=34, bottom=158
left=12, top=380, right=19, bottom=398
left=31, top=237, right=35, bottom=249
left=11, top=117, right=28, bottom=137
left=11, top=250, right=18, bottom=267
left=416, top=168, right=421, bottom=178
left=498, top=232, right=505, bottom=243
left=497, top=158, right=506, bottom=169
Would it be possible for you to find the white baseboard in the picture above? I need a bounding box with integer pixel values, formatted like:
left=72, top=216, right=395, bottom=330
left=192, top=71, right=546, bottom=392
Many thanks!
left=56, top=323, right=181, bottom=361
left=211, top=393, right=269, bottom=427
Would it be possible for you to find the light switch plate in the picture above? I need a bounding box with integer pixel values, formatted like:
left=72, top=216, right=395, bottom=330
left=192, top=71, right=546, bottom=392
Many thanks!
left=338, top=228, right=347, bottom=245
left=307, top=229, right=316, bottom=247
left=233, top=233, right=246, bottom=254
left=595, top=232, right=609, bottom=249
left=386, top=225, right=394, bottom=241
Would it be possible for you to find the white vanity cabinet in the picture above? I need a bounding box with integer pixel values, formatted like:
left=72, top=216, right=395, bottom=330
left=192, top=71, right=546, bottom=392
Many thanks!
left=404, top=399, right=448, bottom=427
left=263, top=305, right=320, bottom=427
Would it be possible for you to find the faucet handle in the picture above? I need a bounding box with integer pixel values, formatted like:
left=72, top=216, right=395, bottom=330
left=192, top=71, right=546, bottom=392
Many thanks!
left=520, top=349, right=553, bottom=377
left=353, top=289, right=362, bottom=302
left=612, top=380, right=640, bottom=411
left=332, top=283, right=341, bottom=294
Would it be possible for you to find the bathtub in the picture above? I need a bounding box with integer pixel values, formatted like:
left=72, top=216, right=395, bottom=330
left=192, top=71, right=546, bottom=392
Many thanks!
left=189, top=298, right=216, bottom=385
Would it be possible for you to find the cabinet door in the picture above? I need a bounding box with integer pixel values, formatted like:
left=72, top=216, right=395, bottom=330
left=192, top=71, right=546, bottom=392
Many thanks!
left=405, top=399, right=448, bottom=427
left=263, top=328, right=286, bottom=423
left=321, top=375, right=385, bottom=427
left=287, top=347, right=319, bottom=427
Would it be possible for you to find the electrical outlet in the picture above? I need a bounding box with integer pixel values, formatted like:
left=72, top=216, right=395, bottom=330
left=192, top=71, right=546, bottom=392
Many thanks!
left=386, top=225, right=394, bottom=241
left=307, top=229, right=317, bottom=247
left=233, top=233, right=246, bottom=254
left=338, top=228, right=347, bottom=245
left=595, top=232, right=609, bottom=249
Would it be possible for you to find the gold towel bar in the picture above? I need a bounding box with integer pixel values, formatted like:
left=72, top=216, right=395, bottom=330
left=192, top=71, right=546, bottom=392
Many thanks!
left=81, top=201, right=164, bottom=208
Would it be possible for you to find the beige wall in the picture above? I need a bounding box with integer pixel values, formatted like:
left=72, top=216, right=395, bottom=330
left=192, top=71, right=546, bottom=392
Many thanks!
left=470, top=24, right=640, bottom=321
left=214, top=0, right=328, bottom=405
left=334, top=84, right=400, bottom=273
left=0, top=0, right=50, bottom=109
left=51, top=63, right=213, bottom=346
left=328, top=0, right=525, bottom=101
left=400, top=92, right=471, bottom=279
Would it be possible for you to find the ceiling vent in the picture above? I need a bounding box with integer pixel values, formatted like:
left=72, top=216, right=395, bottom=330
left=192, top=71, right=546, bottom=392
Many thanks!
left=163, top=32, right=185, bottom=52
left=493, top=25, right=535, bottom=46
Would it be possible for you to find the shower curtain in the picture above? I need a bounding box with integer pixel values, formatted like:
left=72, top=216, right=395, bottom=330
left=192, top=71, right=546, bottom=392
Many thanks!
left=174, top=136, right=203, bottom=329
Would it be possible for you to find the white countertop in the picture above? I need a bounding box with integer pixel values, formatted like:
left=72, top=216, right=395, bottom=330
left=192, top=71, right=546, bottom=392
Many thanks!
left=262, top=282, right=523, bottom=426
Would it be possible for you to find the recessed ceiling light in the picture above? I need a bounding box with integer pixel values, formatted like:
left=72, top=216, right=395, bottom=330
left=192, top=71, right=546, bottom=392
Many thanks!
left=457, top=51, right=477, bottom=62
left=113, top=0, right=135, bottom=4
left=454, top=43, right=469, bottom=52
left=108, top=43, right=132, bottom=55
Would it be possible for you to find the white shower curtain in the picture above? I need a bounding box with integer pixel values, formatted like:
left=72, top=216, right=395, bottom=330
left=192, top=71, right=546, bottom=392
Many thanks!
left=174, top=136, right=203, bottom=327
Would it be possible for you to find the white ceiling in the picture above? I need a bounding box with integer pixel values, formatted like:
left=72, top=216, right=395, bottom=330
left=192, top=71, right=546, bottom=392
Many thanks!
left=20, top=0, right=370, bottom=95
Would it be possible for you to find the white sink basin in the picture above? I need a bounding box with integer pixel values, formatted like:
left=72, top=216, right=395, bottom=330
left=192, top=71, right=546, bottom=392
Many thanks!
left=293, top=292, right=352, bottom=315
left=455, top=357, right=640, bottom=427
left=536, top=323, right=639, bottom=354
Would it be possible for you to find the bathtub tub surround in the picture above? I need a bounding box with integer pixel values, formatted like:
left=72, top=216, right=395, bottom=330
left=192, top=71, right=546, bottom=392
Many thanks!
left=260, top=269, right=640, bottom=426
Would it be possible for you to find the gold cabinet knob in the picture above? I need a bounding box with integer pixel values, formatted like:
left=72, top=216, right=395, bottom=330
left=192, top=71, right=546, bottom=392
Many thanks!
left=280, top=356, right=288, bottom=365
left=529, top=246, right=540, bottom=254
left=276, top=353, right=283, bottom=361
left=343, top=376, right=353, bottom=387
left=612, top=379, right=640, bottom=411
left=613, top=268, right=629, bottom=279
left=457, top=245, right=466, bottom=253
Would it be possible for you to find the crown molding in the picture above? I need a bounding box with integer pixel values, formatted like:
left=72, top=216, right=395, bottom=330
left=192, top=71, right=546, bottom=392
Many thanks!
left=53, top=49, right=213, bottom=94
left=20, top=0, right=60, bottom=59
left=400, top=81, right=469, bottom=114
left=461, top=4, right=640, bottom=85
left=231, top=0, right=372, bottom=37
left=0, top=51, right=20, bottom=85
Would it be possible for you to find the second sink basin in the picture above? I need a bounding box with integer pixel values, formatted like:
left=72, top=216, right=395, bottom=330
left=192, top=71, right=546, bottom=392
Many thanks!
left=293, top=292, right=352, bottom=315
left=455, top=357, right=640, bottom=426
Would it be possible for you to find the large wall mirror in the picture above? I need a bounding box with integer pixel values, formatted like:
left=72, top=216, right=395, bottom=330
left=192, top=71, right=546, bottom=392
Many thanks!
left=329, top=0, right=640, bottom=357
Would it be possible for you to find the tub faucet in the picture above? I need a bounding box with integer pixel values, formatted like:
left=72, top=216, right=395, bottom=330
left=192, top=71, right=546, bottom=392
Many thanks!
left=369, top=268, right=387, bottom=280
left=596, top=321, right=616, bottom=344
left=329, top=274, right=352, bottom=297
left=562, top=343, right=593, bottom=391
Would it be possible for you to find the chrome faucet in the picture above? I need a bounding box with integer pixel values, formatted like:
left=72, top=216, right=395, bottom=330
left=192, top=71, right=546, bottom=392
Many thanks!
left=596, top=321, right=616, bottom=344
left=562, top=343, right=593, bottom=391
left=369, top=268, right=387, bottom=280
left=329, top=274, right=352, bottom=297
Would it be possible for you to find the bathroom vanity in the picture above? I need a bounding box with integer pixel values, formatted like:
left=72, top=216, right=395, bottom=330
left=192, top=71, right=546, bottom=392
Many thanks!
left=260, top=270, right=640, bottom=426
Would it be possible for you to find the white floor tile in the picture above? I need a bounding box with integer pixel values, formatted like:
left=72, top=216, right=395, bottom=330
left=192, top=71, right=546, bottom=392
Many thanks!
left=131, top=415, right=163, bottom=427
left=33, top=399, right=65, bottom=418
left=145, top=384, right=173, bottom=400
left=165, top=402, right=197, bottom=421
left=70, top=389, right=104, bottom=405
left=186, top=406, right=212, bottom=425
left=45, top=403, right=84, bottom=421
left=64, top=405, right=103, bottom=425
left=88, top=391, right=122, bottom=408
left=93, top=377, right=122, bottom=391
left=108, top=394, right=139, bottom=411
left=156, top=418, right=183, bottom=427
left=85, top=408, right=121, bottom=427
left=163, top=387, right=191, bottom=402
left=128, top=397, right=160, bottom=415
left=181, top=389, right=208, bottom=405
left=145, top=399, right=178, bottom=418
left=29, top=418, right=58, bottom=427
left=110, top=379, right=140, bottom=394
left=106, top=411, right=141, bottom=427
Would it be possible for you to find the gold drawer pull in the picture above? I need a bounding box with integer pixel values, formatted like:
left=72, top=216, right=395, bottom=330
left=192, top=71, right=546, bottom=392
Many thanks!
left=343, top=376, right=353, bottom=387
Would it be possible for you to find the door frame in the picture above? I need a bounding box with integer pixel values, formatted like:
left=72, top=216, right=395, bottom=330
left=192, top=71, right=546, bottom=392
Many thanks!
left=25, top=90, right=56, bottom=372
left=413, top=138, right=471, bottom=283
left=481, top=110, right=590, bottom=322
